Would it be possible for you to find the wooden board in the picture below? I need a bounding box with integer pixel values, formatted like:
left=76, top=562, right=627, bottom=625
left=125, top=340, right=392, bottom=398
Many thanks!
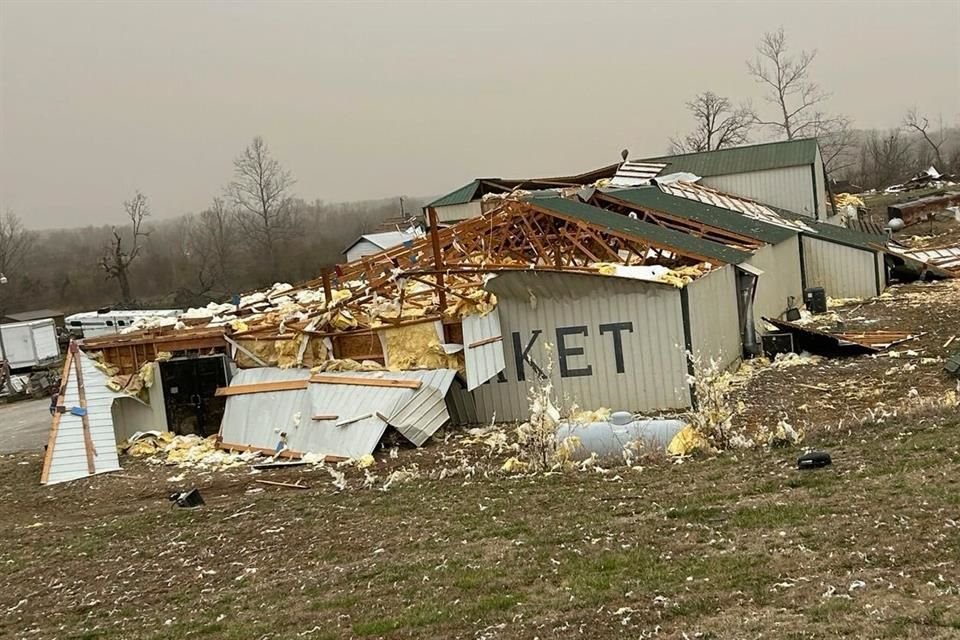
left=39, top=348, right=74, bottom=485
left=309, top=375, right=421, bottom=389
left=72, top=345, right=97, bottom=474
left=468, top=335, right=503, bottom=349
left=214, top=380, right=309, bottom=397
left=217, top=441, right=346, bottom=463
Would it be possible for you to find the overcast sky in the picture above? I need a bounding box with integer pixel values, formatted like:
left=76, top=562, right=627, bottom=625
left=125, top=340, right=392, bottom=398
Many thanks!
left=1, top=1, right=958, bottom=229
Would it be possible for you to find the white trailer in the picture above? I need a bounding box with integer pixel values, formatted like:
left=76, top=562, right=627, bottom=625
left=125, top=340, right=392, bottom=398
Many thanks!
left=1, top=318, right=60, bottom=370
left=65, top=309, right=181, bottom=338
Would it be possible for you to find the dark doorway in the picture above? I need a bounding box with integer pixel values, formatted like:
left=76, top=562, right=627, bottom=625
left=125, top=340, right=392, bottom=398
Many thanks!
left=159, top=355, right=231, bottom=436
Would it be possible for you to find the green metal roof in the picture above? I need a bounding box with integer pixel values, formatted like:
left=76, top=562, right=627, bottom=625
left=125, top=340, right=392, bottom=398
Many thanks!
left=802, top=219, right=886, bottom=252
left=531, top=196, right=751, bottom=265
left=607, top=187, right=797, bottom=245
left=641, top=138, right=820, bottom=177
left=427, top=180, right=480, bottom=208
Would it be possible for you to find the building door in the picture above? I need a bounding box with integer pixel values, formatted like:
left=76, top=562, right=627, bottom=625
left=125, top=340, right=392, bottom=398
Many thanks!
left=159, top=355, right=231, bottom=436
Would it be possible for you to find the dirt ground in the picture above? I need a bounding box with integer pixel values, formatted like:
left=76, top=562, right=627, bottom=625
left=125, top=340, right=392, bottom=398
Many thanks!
left=3, top=407, right=960, bottom=639
left=730, top=277, right=960, bottom=436
left=3, top=251, right=960, bottom=639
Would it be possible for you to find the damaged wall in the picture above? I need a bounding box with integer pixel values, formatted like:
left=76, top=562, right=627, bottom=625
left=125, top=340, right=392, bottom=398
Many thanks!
left=747, top=235, right=804, bottom=321
left=470, top=271, right=690, bottom=422
left=702, top=165, right=822, bottom=220
left=802, top=236, right=881, bottom=299
left=684, top=265, right=742, bottom=371
left=110, top=363, right=168, bottom=443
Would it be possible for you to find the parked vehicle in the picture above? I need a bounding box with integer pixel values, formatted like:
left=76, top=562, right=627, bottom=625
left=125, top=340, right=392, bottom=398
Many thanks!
left=0, top=319, right=60, bottom=371
left=65, top=309, right=181, bottom=339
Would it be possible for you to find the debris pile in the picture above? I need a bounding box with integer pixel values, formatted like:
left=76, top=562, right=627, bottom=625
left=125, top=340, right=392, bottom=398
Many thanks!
left=121, top=432, right=258, bottom=470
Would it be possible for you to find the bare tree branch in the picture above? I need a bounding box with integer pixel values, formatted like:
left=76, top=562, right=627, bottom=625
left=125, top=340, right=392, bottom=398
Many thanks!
left=670, top=92, right=752, bottom=153
left=904, top=107, right=946, bottom=169
left=0, top=211, right=34, bottom=278
left=99, top=190, right=150, bottom=305
left=226, top=136, right=299, bottom=281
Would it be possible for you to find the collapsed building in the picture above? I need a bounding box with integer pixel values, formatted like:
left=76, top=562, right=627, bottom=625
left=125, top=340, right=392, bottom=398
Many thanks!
left=39, top=140, right=953, bottom=484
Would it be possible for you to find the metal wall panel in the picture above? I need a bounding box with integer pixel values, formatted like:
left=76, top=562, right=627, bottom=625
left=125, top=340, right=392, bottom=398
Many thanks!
left=436, top=200, right=482, bottom=223
left=685, top=265, right=742, bottom=371
left=813, top=146, right=827, bottom=219
left=31, top=320, right=60, bottom=363
left=703, top=165, right=817, bottom=219
left=470, top=271, right=690, bottom=423
left=219, top=368, right=456, bottom=458
left=746, top=236, right=804, bottom=321
left=802, top=236, right=880, bottom=299
left=45, top=351, right=124, bottom=484
left=462, top=310, right=506, bottom=390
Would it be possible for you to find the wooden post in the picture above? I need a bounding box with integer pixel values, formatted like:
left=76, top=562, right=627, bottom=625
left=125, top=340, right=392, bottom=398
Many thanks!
left=321, top=268, right=332, bottom=304
left=39, top=345, right=75, bottom=484
left=428, top=207, right=447, bottom=316
left=70, top=342, right=97, bottom=474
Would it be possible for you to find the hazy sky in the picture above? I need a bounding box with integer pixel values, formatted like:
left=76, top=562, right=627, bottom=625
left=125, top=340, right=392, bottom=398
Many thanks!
left=1, top=1, right=958, bottom=229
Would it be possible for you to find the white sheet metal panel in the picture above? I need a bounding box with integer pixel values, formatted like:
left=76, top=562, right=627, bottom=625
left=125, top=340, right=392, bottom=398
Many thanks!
left=659, top=181, right=813, bottom=232
left=746, top=236, right=803, bottom=321
left=45, top=351, right=124, bottom=485
left=345, top=239, right=383, bottom=263
left=31, top=320, right=60, bottom=363
left=389, top=386, right=448, bottom=446
left=219, top=368, right=457, bottom=458
left=685, top=265, right=742, bottom=371
left=610, top=161, right=668, bottom=187
left=701, top=165, right=817, bottom=220
left=435, top=200, right=482, bottom=223
left=470, top=271, right=690, bottom=423
left=462, top=310, right=506, bottom=391
left=802, top=236, right=879, bottom=299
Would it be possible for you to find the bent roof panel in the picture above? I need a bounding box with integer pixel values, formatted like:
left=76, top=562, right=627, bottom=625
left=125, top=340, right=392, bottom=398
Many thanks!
left=530, top=196, right=750, bottom=265
left=641, top=138, right=819, bottom=177
left=427, top=180, right=481, bottom=208
left=605, top=187, right=797, bottom=245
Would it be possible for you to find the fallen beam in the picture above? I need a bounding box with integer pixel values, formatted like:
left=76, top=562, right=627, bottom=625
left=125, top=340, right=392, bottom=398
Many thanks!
left=309, top=375, right=421, bottom=389
left=214, top=380, right=309, bottom=397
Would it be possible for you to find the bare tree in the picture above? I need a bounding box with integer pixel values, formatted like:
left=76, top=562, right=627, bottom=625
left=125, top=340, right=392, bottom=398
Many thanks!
left=191, top=196, right=235, bottom=292
left=747, top=28, right=855, bottom=177
left=99, top=191, right=150, bottom=305
left=865, top=129, right=914, bottom=189
left=226, top=136, right=298, bottom=280
left=904, top=108, right=946, bottom=170
left=0, top=211, right=34, bottom=279
left=670, top=92, right=752, bottom=153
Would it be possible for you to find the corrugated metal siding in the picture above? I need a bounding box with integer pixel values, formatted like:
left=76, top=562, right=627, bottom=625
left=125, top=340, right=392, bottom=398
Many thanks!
left=746, top=236, right=803, bottom=320
left=876, top=251, right=887, bottom=292
left=462, top=310, right=506, bottom=391
left=685, top=266, right=742, bottom=370
left=802, top=236, right=879, bottom=299
left=427, top=180, right=480, bottom=208
left=46, top=351, right=123, bottom=484
left=702, top=165, right=817, bottom=219
left=219, top=368, right=456, bottom=458
left=435, top=200, right=482, bottom=223
left=813, top=146, right=827, bottom=220
left=389, top=386, right=448, bottom=446
left=470, top=271, right=690, bottom=422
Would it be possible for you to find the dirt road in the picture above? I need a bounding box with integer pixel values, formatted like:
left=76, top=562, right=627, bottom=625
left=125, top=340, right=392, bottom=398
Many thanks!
left=0, top=398, right=51, bottom=453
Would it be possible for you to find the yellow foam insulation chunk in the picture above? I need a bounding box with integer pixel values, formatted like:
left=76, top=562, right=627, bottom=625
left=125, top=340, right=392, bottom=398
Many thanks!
left=230, top=319, right=249, bottom=332
left=594, top=263, right=618, bottom=276
left=569, top=406, right=612, bottom=423
left=139, top=362, right=155, bottom=388
left=667, top=424, right=709, bottom=456
left=834, top=193, right=865, bottom=208
left=381, top=322, right=462, bottom=371
left=311, top=359, right=386, bottom=373
left=447, top=290, right=497, bottom=318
